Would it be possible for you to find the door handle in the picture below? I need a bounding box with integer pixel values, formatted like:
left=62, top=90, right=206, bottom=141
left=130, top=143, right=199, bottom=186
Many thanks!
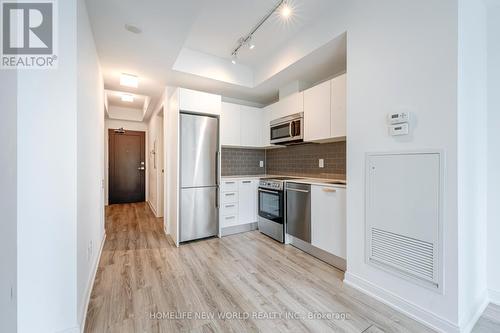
left=138, top=166, right=145, bottom=171
left=258, top=189, right=278, bottom=195
left=287, top=188, right=309, bottom=193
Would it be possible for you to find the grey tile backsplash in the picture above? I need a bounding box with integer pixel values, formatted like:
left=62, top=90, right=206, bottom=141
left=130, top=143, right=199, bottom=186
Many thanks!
left=221, top=148, right=266, bottom=176
left=266, top=141, right=346, bottom=179
left=221, top=141, right=346, bottom=179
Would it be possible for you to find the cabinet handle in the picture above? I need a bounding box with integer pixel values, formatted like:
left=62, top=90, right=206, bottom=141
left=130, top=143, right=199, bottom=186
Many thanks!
left=323, top=188, right=337, bottom=193
left=225, top=181, right=235, bottom=185
left=225, top=204, right=235, bottom=208
left=225, top=193, right=235, bottom=196
left=225, top=216, right=236, bottom=220
left=287, top=188, right=309, bottom=193
left=242, top=181, right=251, bottom=184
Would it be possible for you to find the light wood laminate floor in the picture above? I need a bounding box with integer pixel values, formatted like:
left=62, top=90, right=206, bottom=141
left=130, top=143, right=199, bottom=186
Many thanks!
left=85, top=203, right=499, bottom=333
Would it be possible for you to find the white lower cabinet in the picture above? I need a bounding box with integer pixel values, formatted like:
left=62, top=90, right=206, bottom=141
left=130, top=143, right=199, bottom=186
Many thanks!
left=238, top=179, right=258, bottom=224
left=311, top=185, right=346, bottom=259
left=220, top=178, right=258, bottom=230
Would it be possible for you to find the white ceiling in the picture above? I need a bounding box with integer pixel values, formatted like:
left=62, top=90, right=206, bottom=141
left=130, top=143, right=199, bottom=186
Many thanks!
left=105, top=90, right=149, bottom=110
left=85, top=0, right=345, bottom=120
left=184, top=0, right=335, bottom=68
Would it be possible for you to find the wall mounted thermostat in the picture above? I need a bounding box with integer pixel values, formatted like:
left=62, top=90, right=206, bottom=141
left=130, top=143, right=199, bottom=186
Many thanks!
left=388, top=112, right=411, bottom=124
left=389, top=123, right=409, bottom=136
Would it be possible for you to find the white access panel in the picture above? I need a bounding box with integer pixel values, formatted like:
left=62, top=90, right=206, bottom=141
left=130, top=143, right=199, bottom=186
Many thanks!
left=366, top=152, right=442, bottom=289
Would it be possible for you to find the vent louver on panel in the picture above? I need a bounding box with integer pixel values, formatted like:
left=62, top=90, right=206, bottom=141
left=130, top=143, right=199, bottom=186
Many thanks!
left=370, top=228, right=434, bottom=282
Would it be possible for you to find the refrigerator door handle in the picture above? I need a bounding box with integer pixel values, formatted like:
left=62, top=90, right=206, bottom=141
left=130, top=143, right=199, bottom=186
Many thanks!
left=215, top=151, right=219, bottom=185
left=215, top=150, right=219, bottom=208
left=215, top=187, right=219, bottom=208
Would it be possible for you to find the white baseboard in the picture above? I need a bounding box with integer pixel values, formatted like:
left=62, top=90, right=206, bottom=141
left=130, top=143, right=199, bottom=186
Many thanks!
left=79, top=233, right=106, bottom=333
left=460, top=292, right=489, bottom=333
left=221, top=222, right=258, bottom=236
left=344, top=272, right=460, bottom=333
left=490, top=288, right=500, bottom=306
left=147, top=200, right=158, bottom=217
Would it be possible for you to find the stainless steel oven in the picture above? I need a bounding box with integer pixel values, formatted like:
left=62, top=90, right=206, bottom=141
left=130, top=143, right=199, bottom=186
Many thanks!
left=258, top=177, right=297, bottom=243
left=270, top=112, right=304, bottom=145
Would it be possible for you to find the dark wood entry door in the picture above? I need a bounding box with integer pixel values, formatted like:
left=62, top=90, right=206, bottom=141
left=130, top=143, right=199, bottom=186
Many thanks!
left=109, top=129, right=146, bottom=204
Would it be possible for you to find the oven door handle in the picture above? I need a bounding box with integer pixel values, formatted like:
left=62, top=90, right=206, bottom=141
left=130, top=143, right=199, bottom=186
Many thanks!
left=258, top=188, right=280, bottom=195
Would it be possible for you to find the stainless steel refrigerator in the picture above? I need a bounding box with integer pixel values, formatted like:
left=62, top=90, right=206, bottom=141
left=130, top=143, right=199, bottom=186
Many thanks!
left=180, top=112, right=219, bottom=242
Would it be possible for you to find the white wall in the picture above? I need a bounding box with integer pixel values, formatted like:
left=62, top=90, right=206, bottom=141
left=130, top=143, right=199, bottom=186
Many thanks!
left=457, top=0, right=489, bottom=328
left=76, top=0, right=105, bottom=329
left=104, top=119, right=148, bottom=205
left=487, top=2, right=500, bottom=305
left=344, top=1, right=461, bottom=330
left=107, top=105, right=144, bottom=122
left=164, top=88, right=180, bottom=245
left=147, top=110, right=164, bottom=217
left=0, top=65, right=17, bottom=333
left=16, top=0, right=79, bottom=331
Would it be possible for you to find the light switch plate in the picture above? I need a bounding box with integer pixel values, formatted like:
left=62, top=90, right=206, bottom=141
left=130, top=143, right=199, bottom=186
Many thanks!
left=319, top=159, right=324, bottom=168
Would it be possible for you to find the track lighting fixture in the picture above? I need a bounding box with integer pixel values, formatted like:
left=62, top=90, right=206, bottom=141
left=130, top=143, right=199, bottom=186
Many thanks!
left=230, top=0, right=292, bottom=64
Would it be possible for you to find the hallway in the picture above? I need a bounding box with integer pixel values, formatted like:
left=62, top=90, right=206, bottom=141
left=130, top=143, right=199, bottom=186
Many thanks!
left=84, top=203, right=439, bottom=333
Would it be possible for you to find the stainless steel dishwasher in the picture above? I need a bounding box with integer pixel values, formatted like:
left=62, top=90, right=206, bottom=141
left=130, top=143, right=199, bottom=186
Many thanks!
left=285, top=182, right=311, bottom=243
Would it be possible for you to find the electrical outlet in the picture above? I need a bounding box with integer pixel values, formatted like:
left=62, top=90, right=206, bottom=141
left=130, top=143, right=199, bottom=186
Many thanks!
left=319, top=159, right=324, bottom=168
left=259, top=160, right=264, bottom=168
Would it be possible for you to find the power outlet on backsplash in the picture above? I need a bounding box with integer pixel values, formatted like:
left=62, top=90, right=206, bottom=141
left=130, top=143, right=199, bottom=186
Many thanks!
left=319, top=159, right=325, bottom=168
left=259, top=161, right=264, bottom=168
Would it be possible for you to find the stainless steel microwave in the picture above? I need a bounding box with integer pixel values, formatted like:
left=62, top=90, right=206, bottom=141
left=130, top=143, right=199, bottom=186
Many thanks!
left=270, top=112, right=304, bottom=145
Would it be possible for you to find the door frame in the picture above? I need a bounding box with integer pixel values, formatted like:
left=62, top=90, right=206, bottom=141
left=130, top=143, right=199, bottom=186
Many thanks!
left=108, top=129, right=146, bottom=204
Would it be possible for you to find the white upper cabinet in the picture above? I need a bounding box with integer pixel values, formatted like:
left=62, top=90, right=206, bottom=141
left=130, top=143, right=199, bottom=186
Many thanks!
left=240, top=106, right=263, bottom=147
left=304, top=80, right=331, bottom=142
left=220, top=102, right=263, bottom=147
left=331, top=74, right=347, bottom=138
left=311, top=185, right=346, bottom=259
left=273, top=92, right=303, bottom=119
left=303, top=73, right=347, bottom=142
left=261, top=102, right=275, bottom=147
left=179, top=88, right=221, bottom=115
left=220, top=102, right=241, bottom=146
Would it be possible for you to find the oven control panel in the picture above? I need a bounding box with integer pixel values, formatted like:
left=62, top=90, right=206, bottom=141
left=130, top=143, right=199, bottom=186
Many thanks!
left=259, top=180, right=284, bottom=191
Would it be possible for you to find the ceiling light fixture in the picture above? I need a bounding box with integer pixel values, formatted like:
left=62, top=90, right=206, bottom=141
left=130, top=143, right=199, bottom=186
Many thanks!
left=121, top=94, right=134, bottom=103
left=280, top=3, right=292, bottom=18
left=230, top=0, right=291, bottom=63
left=120, top=73, right=139, bottom=88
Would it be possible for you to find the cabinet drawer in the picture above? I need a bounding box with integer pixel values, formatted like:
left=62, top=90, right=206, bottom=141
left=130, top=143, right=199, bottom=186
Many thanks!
left=221, top=215, right=239, bottom=227
left=221, top=202, right=238, bottom=216
left=221, top=191, right=238, bottom=203
left=221, top=180, right=238, bottom=192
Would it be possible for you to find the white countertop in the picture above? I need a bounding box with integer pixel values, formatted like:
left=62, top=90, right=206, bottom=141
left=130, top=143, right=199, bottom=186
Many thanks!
left=221, top=175, right=347, bottom=187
